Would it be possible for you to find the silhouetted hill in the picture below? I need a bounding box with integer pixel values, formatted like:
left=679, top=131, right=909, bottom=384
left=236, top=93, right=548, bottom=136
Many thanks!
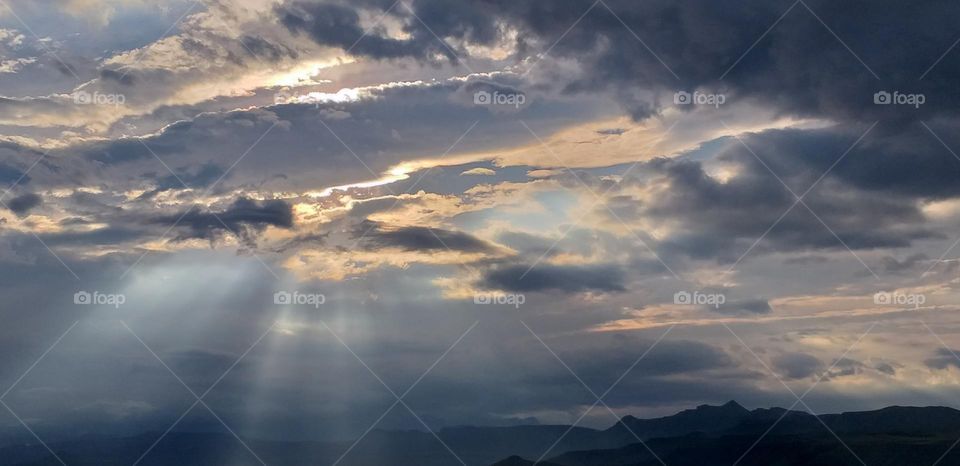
left=504, top=404, right=960, bottom=466
left=490, top=455, right=565, bottom=466
left=547, top=432, right=960, bottom=466
left=607, top=400, right=752, bottom=442
left=728, top=405, right=960, bottom=437
left=5, top=402, right=960, bottom=465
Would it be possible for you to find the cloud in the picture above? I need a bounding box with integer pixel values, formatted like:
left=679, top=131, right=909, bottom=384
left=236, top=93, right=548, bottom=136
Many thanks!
left=276, top=0, right=481, bottom=64
left=713, top=298, right=772, bottom=315
left=874, top=362, right=897, bottom=376
left=461, top=167, right=496, bottom=176
left=596, top=127, right=627, bottom=136
left=40, top=75, right=608, bottom=195
left=0, top=162, right=29, bottom=185
left=269, top=0, right=960, bottom=123
left=773, top=352, right=824, bottom=379
left=628, top=125, right=943, bottom=262
left=880, top=253, right=930, bottom=273
left=152, top=197, right=294, bottom=244
left=357, top=221, right=499, bottom=254
left=0, top=1, right=325, bottom=134
left=139, top=163, right=226, bottom=199
left=481, top=263, right=626, bottom=292
left=826, top=357, right=864, bottom=378
left=36, top=226, right=146, bottom=247
left=924, top=348, right=960, bottom=370
left=6, top=192, right=41, bottom=216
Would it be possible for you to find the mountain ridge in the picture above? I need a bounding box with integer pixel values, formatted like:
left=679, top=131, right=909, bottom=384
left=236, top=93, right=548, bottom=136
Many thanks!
left=4, top=402, right=960, bottom=465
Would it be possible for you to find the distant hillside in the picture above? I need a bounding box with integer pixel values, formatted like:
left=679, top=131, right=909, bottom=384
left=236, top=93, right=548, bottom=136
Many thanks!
left=606, top=400, right=752, bottom=443
left=549, top=432, right=960, bottom=466
left=5, top=402, right=960, bottom=466
left=520, top=405, right=960, bottom=466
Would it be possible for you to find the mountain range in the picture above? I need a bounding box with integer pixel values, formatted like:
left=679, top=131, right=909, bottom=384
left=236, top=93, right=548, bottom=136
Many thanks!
left=6, top=401, right=960, bottom=465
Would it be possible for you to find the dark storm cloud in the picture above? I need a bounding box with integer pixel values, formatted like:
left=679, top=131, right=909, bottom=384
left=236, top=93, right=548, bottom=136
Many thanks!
left=924, top=348, right=960, bottom=370
left=738, top=122, right=960, bottom=200
left=826, top=358, right=864, bottom=379
left=139, top=163, right=226, bottom=199
left=0, top=162, right=28, bottom=185
left=276, top=0, right=960, bottom=122
left=271, top=231, right=329, bottom=253
left=773, top=352, right=824, bottom=379
left=277, top=1, right=463, bottom=63
left=629, top=125, right=945, bottom=262
left=99, top=68, right=136, bottom=86
left=152, top=197, right=294, bottom=244
left=239, top=36, right=299, bottom=62
left=358, top=221, right=497, bottom=253
left=874, top=362, right=897, bottom=376
left=5, top=192, right=41, bottom=215
left=74, top=109, right=281, bottom=170
left=81, top=134, right=187, bottom=164
left=561, top=337, right=736, bottom=381
left=482, top=263, right=625, bottom=292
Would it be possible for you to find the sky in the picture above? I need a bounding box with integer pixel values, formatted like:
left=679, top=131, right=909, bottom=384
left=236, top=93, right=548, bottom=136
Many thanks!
left=2, top=0, right=960, bottom=448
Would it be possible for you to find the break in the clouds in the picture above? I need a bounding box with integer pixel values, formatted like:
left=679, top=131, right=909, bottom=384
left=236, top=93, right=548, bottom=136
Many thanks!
left=4, top=0, right=960, bottom=455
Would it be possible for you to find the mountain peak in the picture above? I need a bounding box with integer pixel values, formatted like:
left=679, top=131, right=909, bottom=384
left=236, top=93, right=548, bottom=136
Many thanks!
left=721, top=400, right=746, bottom=410
left=609, top=400, right=754, bottom=442
left=692, top=400, right=749, bottom=414
left=619, top=401, right=748, bottom=425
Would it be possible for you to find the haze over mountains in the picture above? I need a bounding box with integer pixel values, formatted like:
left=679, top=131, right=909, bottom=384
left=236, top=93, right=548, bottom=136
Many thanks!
left=6, top=401, right=960, bottom=465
